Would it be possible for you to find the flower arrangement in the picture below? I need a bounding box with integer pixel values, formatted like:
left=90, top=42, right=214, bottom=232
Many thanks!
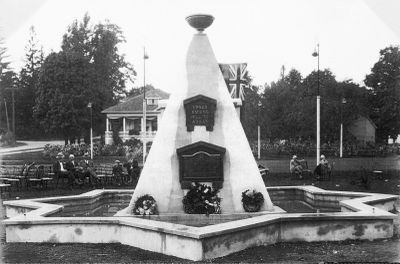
left=241, top=189, right=264, bottom=212
left=133, top=194, right=158, bottom=215
left=182, top=182, right=221, bottom=215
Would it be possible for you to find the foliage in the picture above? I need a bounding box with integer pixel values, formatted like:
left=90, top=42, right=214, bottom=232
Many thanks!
left=365, top=46, right=400, bottom=142
left=15, top=26, right=45, bottom=138
left=0, top=131, right=15, bottom=146
left=34, top=51, right=93, bottom=143
left=182, top=182, right=221, bottom=215
left=34, top=13, right=135, bottom=143
left=133, top=194, right=158, bottom=215
left=0, top=37, right=13, bottom=133
left=259, top=68, right=369, bottom=143
left=43, top=140, right=143, bottom=160
left=129, top=129, right=140, bottom=135
left=241, top=189, right=264, bottom=212
left=249, top=138, right=398, bottom=158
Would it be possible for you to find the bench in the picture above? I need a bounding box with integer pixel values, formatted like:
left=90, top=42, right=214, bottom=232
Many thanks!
left=290, top=160, right=312, bottom=180
left=0, top=183, right=11, bottom=198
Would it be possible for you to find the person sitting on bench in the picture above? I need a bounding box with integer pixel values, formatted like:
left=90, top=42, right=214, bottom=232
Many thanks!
left=54, top=152, right=74, bottom=189
left=290, top=155, right=304, bottom=178
left=78, top=152, right=99, bottom=187
left=314, top=154, right=331, bottom=179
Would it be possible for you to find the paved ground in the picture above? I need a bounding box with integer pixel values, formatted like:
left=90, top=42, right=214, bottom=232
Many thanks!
left=0, top=140, right=64, bottom=155
left=0, top=189, right=399, bottom=263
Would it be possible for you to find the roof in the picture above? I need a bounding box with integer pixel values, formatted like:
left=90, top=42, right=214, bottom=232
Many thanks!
left=102, top=88, right=170, bottom=114
left=356, top=115, right=377, bottom=129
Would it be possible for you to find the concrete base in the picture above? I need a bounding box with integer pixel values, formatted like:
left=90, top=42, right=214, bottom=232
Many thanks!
left=3, top=187, right=398, bottom=261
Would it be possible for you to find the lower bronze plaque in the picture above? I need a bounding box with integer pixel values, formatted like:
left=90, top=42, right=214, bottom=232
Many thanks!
left=176, top=141, right=226, bottom=189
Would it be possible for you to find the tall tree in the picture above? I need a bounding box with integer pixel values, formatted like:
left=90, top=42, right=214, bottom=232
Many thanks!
left=365, top=46, right=400, bottom=142
left=16, top=26, right=44, bottom=138
left=261, top=68, right=369, bottom=143
left=34, top=51, right=93, bottom=144
left=34, top=14, right=135, bottom=143
left=0, top=36, right=11, bottom=132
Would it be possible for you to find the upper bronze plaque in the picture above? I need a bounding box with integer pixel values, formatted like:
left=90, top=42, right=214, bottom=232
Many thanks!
left=183, top=95, right=217, bottom=132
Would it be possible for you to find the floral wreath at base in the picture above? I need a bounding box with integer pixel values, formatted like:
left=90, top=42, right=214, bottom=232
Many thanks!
left=182, top=182, right=221, bottom=215
left=133, top=194, right=158, bottom=215
left=241, top=189, right=264, bottom=212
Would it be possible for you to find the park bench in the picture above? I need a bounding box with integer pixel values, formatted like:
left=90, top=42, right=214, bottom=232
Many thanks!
left=315, top=162, right=334, bottom=181
left=0, top=166, right=22, bottom=191
left=26, top=165, right=54, bottom=189
left=95, top=164, right=131, bottom=187
left=290, top=160, right=312, bottom=180
left=258, top=164, right=269, bottom=182
left=0, top=164, right=55, bottom=190
left=0, top=183, right=11, bottom=198
left=95, top=165, right=115, bottom=187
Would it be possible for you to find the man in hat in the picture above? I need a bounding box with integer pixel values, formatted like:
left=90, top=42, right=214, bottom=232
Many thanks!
left=290, top=155, right=304, bottom=178
left=314, top=154, right=331, bottom=179
left=79, top=152, right=99, bottom=187
left=54, top=152, right=74, bottom=188
left=65, top=154, right=81, bottom=187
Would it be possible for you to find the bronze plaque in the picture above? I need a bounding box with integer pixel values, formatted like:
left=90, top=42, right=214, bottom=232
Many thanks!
left=177, top=141, right=226, bottom=189
left=184, top=95, right=217, bottom=131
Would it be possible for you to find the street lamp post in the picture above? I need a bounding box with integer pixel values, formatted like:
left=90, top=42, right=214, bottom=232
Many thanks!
left=87, top=102, right=93, bottom=160
left=142, top=48, right=149, bottom=165
left=257, top=101, right=262, bottom=160
left=339, top=97, right=346, bottom=158
left=312, top=44, right=320, bottom=166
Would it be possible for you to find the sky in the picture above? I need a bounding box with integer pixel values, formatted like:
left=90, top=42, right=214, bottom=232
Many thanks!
left=1, top=0, right=400, bottom=93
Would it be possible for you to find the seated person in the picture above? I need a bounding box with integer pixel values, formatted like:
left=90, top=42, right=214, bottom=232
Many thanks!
left=78, top=152, right=99, bottom=187
left=65, top=154, right=81, bottom=186
left=290, top=155, right=304, bottom=178
left=131, top=160, right=141, bottom=185
left=314, top=154, right=331, bottom=179
left=53, top=152, right=74, bottom=188
left=112, top=160, right=124, bottom=185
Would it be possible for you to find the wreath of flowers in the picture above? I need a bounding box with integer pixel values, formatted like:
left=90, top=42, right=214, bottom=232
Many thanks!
left=241, top=189, right=264, bottom=212
left=133, top=194, right=158, bottom=215
left=182, top=182, right=221, bottom=215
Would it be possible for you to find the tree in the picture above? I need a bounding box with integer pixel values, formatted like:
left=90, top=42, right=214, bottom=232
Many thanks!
left=365, top=46, right=400, bottom=142
left=0, top=36, right=11, bottom=133
left=242, top=84, right=262, bottom=139
left=91, top=20, right=135, bottom=105
left=34, top=51, right=93, bottom=144
left=16, top=26, right=44, bottom=138
left=34, top=14, right=135, bottom=144
left=261, top=68, right=369, bottom=143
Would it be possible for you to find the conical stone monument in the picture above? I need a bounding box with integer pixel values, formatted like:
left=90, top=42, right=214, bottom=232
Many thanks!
left=125, top=14, right=274, bottom=214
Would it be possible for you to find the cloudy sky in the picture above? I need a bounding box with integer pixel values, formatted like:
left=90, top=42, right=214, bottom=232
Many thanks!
left=1, top=0, right=399, bottom=93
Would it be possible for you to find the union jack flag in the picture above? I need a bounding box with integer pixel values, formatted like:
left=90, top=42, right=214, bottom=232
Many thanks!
left=219, top=63, right=249, bottom=101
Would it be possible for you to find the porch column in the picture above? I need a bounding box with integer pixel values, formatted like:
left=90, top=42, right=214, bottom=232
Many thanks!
left=123, top=117, right=126, bottom=132
left=105, top=117, right=112, bottom=145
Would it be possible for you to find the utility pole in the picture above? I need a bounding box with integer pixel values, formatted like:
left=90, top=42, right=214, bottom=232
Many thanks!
left=4, top=98, right=9, bottom=131
left=142, top=47, right=149, bottom=165
left=312, top=44, right=320, bottom=165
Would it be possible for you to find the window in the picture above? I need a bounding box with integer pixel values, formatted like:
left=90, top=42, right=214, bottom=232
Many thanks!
left=147, top=98, right=158, bottom=105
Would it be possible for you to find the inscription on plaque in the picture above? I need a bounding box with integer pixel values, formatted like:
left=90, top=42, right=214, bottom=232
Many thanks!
left=183, top=95, right=217, bottom=131
left=176, top=141, right=226, bottom=189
